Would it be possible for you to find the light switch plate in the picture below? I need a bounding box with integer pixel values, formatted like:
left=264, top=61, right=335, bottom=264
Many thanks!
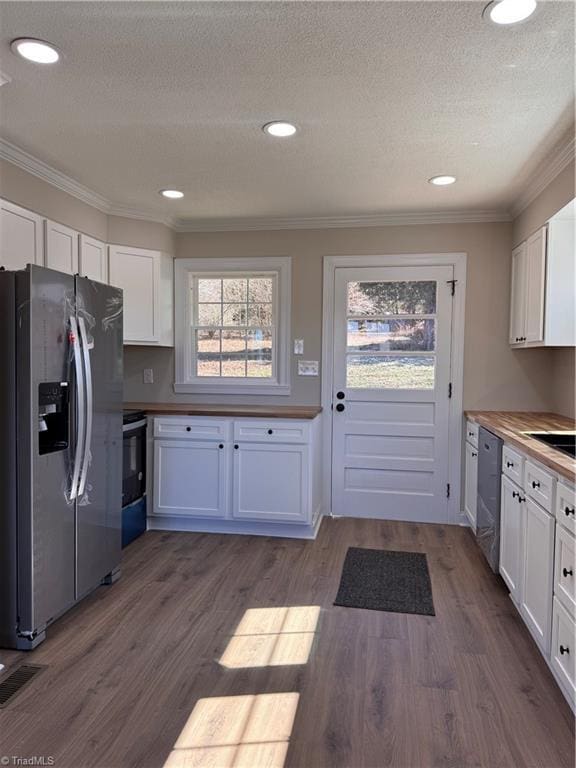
left=294, top=339, right=304, bottom=355
left=143, top=368, right=154, bottom=384
left=298, top=360, right=319, bottom=376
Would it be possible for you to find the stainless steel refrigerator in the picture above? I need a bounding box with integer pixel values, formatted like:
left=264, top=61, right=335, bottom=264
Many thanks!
left=0, top=264, right=123, bottom=650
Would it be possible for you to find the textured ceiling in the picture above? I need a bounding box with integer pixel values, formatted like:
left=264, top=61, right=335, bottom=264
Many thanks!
left=0, top=1, right=574, bottom=223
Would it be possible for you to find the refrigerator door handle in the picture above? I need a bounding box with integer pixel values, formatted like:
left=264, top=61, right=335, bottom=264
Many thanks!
left=69, top=315, right=85, bottom=501
left=78, top=316, right=93, bottom=498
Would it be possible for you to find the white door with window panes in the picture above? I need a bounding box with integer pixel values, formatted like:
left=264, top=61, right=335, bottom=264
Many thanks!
left=331, top=266, right=454, bottom=523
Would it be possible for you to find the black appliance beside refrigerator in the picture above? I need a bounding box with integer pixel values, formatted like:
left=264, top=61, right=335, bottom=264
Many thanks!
left=0, top=264, right=123, bottom=649
left=122, top=410, right=147, bottom=547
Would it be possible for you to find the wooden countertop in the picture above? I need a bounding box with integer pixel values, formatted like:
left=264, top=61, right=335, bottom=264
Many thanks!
left=124, top=402, right=322, bottom=420
left=465, top=411, right=575, bottom=483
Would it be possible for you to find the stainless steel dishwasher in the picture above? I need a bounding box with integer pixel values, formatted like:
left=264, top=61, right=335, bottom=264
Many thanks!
left=476, top=427, right=503, bottom=573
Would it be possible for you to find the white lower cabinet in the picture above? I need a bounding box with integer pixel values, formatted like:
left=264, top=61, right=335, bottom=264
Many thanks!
left=154, top=439, right=229, bottom=518
left=551, top=597, right=576, bottom=706
left=497, top=441, right=575, bottom=709
left=151, top=415, right=322, bottom=537
left=233, top=442, right=308, bottom=523
left=520, top=496, right=555, bottom=654
left=464, top=440, right=478, bottom=529
left=499, top=475, right=523, bottom=603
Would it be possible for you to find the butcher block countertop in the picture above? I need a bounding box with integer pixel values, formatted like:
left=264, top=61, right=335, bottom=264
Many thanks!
left=465, top=411, right=576, bottom=483
left=124, top=402, right=322, bottom=420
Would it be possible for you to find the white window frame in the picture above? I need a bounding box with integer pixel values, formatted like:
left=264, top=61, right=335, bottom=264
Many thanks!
left=174, top=257, right=291, bottom=395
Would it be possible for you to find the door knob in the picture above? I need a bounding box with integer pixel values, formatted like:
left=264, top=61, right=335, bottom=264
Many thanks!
left=563, top=568, right=573, bottom=578
left=336, top=391, right=345, bottom=400
left=560, top=645, right=570, bottom=655
left=531, top=480, right=540, bottom=489
left=565, top=507, right=575, bottom=517
left=336, top=403, right=345, bottom=412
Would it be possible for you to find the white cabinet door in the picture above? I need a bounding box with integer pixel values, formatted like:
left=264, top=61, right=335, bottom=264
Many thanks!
left=500, top=475, right=523, bottom=602
left=520, top=496, right=555, bottom=654
left=509, top=242, right=527, bottom=345
left=109, top=245, right=165, bottom=344
left=0, top=199, right=44, bottom=270
left=524, top=227, right=546, bottom=344
left=79, top=234, right=107, bottom=283
left=45, top=220, right=79, bottom=274
left=154, top=439, right=228, bottom=518
left=464, top=441, right=478, bottom=529
left=233, top=442, right=309, bottom=523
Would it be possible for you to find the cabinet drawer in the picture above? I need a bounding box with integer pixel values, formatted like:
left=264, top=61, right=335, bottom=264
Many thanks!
left=465, top=420, right=479, bottom=448
left=525, top=460, right=555, bottom=513
left=551, top=597, right=576, bottom=705
left=154, top=417, right=231, bottom=442
left=555, top=524, right=576, bottom=617
left=233, top=419, right=310, bottom=444
left=502, top=445, right=524, bottom=485
left=557, top=481, right=576, bottom=535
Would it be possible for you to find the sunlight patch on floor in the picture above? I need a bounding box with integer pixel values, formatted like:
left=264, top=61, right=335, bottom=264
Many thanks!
left=163, top=692, right=300, bottom=768
left=219, top=606, right=321, bottom=669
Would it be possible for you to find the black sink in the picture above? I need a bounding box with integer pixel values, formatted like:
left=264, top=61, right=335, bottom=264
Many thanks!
left=527, top=432, right=576, bottom=459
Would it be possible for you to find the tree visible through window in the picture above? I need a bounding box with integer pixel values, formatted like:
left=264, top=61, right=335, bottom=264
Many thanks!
left=346, top=280, right=437, bottom=389
left=193, top=275, right=276, bottom=378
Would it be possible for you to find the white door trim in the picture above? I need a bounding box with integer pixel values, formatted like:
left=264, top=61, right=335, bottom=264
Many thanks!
left=321, top=253, right=467, bottom=525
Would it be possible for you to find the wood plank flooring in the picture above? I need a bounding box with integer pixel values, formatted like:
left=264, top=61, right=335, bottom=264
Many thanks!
left=0, top=519, right=574, bottom=768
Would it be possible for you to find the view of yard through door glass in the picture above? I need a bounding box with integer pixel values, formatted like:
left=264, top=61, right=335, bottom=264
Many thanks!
left=193, top=275, right=275, bottom=378
left=346, top=280, right=437, bottom=389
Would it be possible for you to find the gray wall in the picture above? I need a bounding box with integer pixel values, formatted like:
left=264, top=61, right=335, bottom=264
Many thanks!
left=124, top=221, right=555, bottom=411
left=512, top=158, right=575, bottom=418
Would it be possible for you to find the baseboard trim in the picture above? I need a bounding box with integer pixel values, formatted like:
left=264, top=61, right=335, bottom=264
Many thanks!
left=147, top=514, right=324, bottom=540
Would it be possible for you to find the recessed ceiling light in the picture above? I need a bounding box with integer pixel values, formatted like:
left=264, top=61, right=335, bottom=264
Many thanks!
left=263, top=121, right=297, bottom=138
left=483, top=0, right=537, bottom=25
left=11, top=38, right=60, bottom=64
left=159, top=189, right=184, bottom=199
left=428, top=175, right=457, bottom=186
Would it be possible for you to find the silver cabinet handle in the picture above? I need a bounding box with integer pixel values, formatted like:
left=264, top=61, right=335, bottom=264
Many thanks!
left=78, top=316, right=93, bottom=498
left=69, top=315, right=85, bottom=500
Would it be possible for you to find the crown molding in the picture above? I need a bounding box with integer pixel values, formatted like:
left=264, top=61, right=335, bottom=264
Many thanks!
left=1, top=135, right=512, bottom=232
left=0, top=137, right=110, bottom=212
left=107, top=203, right=176, bottom=228
left=173, top=209, right=511, bottom=232
left=0, top=137, right=175, bottom=227
left=510, top=130, right=575, bottom=218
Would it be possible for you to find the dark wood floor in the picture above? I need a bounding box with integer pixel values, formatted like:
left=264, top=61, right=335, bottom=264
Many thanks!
left=0, top=518, right=574, bottom=768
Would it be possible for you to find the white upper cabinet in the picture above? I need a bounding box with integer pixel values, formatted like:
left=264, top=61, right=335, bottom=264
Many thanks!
left=45, top=219, right=79, bottom=275
left=510, top=199, right=575, bottom=348
left=0, top=199, right=44, bottom=270
left=108, top=245, right=173, bottom=346
left=524, top=228, right=546, bottom=344
left=79, top=234, right=107, bottom=283
left=509, top=242, right=527, bottom=345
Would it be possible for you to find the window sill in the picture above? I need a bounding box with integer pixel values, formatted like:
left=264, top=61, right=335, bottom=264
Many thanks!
left=174, top=382, right=292, bottom=396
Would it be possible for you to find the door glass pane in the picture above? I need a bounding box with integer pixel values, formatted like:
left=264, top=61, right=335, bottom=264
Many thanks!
left=347, top=355, right=435, bottom=389
left=347, top=319, right=435, bottom=352
left=348, top=281, right=436, bottom=316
